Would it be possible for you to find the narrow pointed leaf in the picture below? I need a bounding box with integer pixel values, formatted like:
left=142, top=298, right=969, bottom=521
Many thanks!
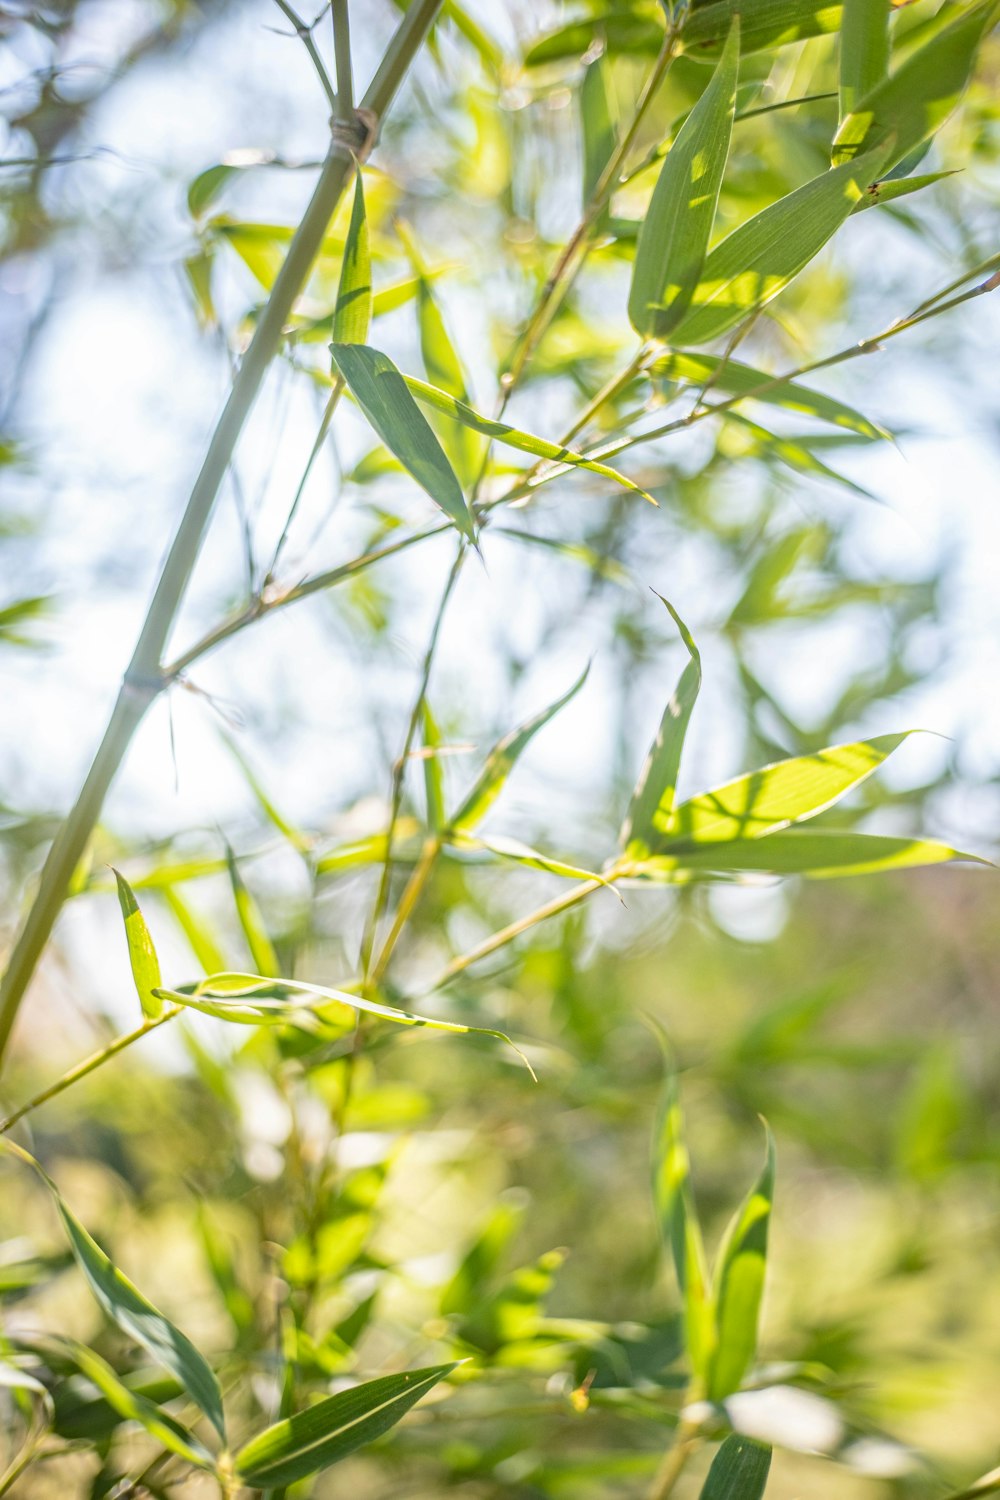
left=331, top=344, right=475, bottom=541
left=449, top=665, right=590, bottom=833
left=162, top=887, right=229, bottom=975
left=452, top=831, right=613, bottom=886
left=581, top=53, right=617, bottom=209
left=421, top=699, right=446, bottom=834
left=853, top=169, right=958, bottom=214
left=708, top=1127, right=775, bottom=1400
left=629, top=828, right=985, bottom=880
left=682, top=0, right=842, bottom=57
left=222, top=735, right=311, bottom=855
left=839, top=0, right=889, bottom=121
left=671, top=146, right=890, bottom=345
left=620, top=598, right=701, bottom=860
left=404, top=375, right=655, bottom=504
left=653, top=1059, right=713, bottom=1377
left=157, top=972, right=534, bottom=1075
left=113, top=870, right=163, bottom=1021
left=650, top=351, right=886, bottom=439
left=661, top=731, right=914, bottom=849
left=234, top=1364, right=456, bottom=1486
left=441, top=1198, right=526, bottom=1317
left=332, top=168, right=371, bottom=346
left=60, top=1340, right=214, bottom=1470
left=226, top=848, right=280, bottom=977
left=833, top=0, right=999, bottom=170
left=628, top=21, right=739, bottom=338
left=699, top=1435, right=772, bottom=1500
left=5, top=1146, right=225, bottom=1441
left=722, top=411, right=876, bottom=500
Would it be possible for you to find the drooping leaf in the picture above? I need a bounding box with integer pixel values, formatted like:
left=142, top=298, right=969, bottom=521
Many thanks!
left=332, top=167, right=372, bottom=347
left=655, top=732, right=915, bottom=850
left=628, top=828, right=985, bottom=880
left=699, top=1434, right=772, bottom=1500
left=226, top=847, right=280, bottom=977
left=404, top=375, right=656, bottom=504
left=652, top=1056, right=713, bottom=1378
left=156, top=972, right=534, bottom=1075
left=833, top=0, right=999, bottom=170
left=649, top=351, right=887, bottom=439
left=58, top=1340, right=213, bottom=1469
left=331, top=344, right=476, bottom=541
left=671, top=145, right=889, bottom=345
left=2, top=1144, right=225, bottom=1441
left=448, top=664, right=590, bottom=833
left=839, top=0, right=889, bottom=121
left=620, top=597, right=701, bottom=861
left=708, top=1127, right=775, bottom=1400
left=628, top=21, right=739, bottom=339
left=233, top=1365, right=456, bottom=1487
left=852, top=169, right=958, bottom=214
left=113, top=870, right=164, bottom=1021
left=721, top=411, right=876, bottom=500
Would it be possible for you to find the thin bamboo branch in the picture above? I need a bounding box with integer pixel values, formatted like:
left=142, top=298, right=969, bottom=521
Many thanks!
left=273, top=0, right=338, bottom=114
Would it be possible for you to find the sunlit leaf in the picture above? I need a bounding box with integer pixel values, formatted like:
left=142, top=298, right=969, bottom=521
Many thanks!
left=226, top=847, right=280, bottom=977
left=421, top=699, right=446, bottom=833
left=652, top=1056, right=713, bottom=1378
left=331, top=344, right=476, bottom=542
left=649, top=351, right=887, bottom=439
left=699, top=1434, right=772, bottom=1500
left=628, top=829, right=984, bottom=880
left=332, top=168, right=372, bottom=347
left=451, top=831, right=613, bottom=885
left=721, top=410, right=876, bottom=500
left=839, top=0, right=889, bottom=121
left=671, top=146, right=889, bottom=345
left=234, top=1365, right=456, bottom=1486
left=441, top=1196, right=526, bottom=1317
left=708, top=1126, right=775, bottom=1400
left=57, top=1339, right=213, bottom=1469
left=460, top=1249, right=565, bottom=1353
left=683, top=0, right=841, bottom=57
left=833, top=0, right=999, bottom=170
left=113, top=870, right=163, bottom=1021
left=404, top=375, right=656, bottom=504
left=853, top=169, right=958, bottom=214
left=629, top=21, right=739, bottom=339
left=449, top=664, right=590, bottom=832
left=620, top=597, right=701, bottom=861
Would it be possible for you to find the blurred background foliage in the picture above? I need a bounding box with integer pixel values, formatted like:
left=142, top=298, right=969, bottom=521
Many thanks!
left=2, top=1, right=1000, bottom=1496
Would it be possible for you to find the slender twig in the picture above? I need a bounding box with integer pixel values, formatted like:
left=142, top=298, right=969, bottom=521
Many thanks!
left=265, top=376, right=345, bottom=584
left=0, top=0, right=445, bottom=1068
left=0, top=1007, right=182, bottom=1134
left=646, top=1417, right=702, bottom=1500
left=369, top=833, right=441, bottom=983
left=273, top=0, right=338, bottom=114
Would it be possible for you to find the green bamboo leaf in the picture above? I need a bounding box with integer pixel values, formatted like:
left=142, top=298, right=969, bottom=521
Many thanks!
left=404, top=375, right=656, bottom=504
left=332, top=168, right=372, bottom=347
left=683, top=0, right=841, bottom=57
left=722, top=411, right=876, bottom=500
left=459, top=1248, right=565, bottom=1353
left=59, top=1340, right=214, bottom=1470
left=650, top=351, right=887, bottom=439
left=226, top=847, right=280, bottom=978
left=671, top=145, right=890, bottom=346
left=233, top=1364, right=456, bottom=1486
left=451, top=831, right=614, bottom=886
left=707, top=1127, right=775, bottom=1400
left=627, top=828, right=985, bottom=880
left=448, top=664, right=590, bottom=833
left=315, top=819, right=422, bottom=876
left=652, top=1056, right=714, bottom=1378
left=222, top=735, right=311, bottom=855
left=628, top=21, right=739, bottom=339
left=839, top=0, right=889, bottom=121
left=699, top=1435, right=772, bottom=1500
left=421, top=699, right=446, bottom=834
left=581, top=53, right=618, bottom=209
left=620, top=598, right=701, bottom=861
left=157, top=972, right=535, bottom=1076
left=330, top=344, right=475, bottom=542
left=113, top=870, right=163, bottom=1021
left=161, top=887, right=229, bottom=975
left=833, top=0, right=999, bottom=170
left=2, top=1143, right=225, bottom=1441
left=441, top=1196, right=526, bottom=1317
left=659, top=731, right=914, bottom=849
left=852, top=169, right=958, bottom=214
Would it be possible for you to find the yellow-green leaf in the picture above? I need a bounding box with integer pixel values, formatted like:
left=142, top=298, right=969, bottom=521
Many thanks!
left=332, top=168, right=371, bottom=347
left=652, top=1057, right=713, bottom=1378
left=113, top=870, right=163, bottom=1021
left=707, top=1126, right=775, bottom=1400
left=839, top=0, right=889, bottom=121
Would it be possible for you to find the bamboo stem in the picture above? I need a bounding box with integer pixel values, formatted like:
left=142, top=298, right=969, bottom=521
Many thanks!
left=0, top=0, right=445, bottom=1069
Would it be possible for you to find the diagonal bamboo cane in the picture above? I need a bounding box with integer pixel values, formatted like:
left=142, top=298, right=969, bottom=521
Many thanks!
left=0, top=0, right=444, bottom=1067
